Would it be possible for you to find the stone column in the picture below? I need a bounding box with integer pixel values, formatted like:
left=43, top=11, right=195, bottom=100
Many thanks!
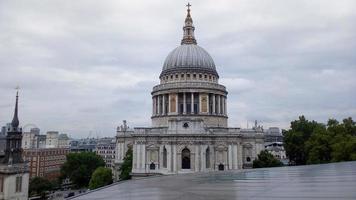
left=195, top=146, right=199, bottom=172
left=207, top=94, right=209, bottom=114
left=162, top=95, right=166, bottom=115
left=173, top=145, right=177, bottom=172
left=133, top=143, right=137, bottom=169
left=238, top=143, right=243, bottom=169
left=152, top=97, right=155, bottom=116
left=228, top=145, right=233, bottom=170
left=217, top=95, right=221, bottom=115
left=165, top=145, right=170, bottom=172
left=183, top=93, right=187, bottom=114
left=137, top=144, right=141, bottom=170
left=201, top=145, right=205, bottom=171
left=159, top=145, right=163, bottom=170
left=142, top=144, right=146, bottom=171
left=224, top=96, right=227, bottom=115
left=156, top=96, right=159, bottom=115
left=199, top=94, right=202, bottom=114
left=157, top=95, right=161, bottom=115
left=222, top=96, right=225, bottom=115
left=168, top=95, right=172, bottom=114
left=233, top=144, right=238, bottom=170
left=212, top=94, right=216, bottom=114
left=191, top=93, right=194, bottom=114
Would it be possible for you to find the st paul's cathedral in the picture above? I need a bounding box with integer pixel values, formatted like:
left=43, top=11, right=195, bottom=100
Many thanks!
left=114, top=5, right=264, bottom=178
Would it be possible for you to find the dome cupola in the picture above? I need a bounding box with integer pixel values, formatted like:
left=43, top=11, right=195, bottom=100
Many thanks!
left=160, top=4, right=218, bottom=78
left=152, top=4, right=228, bottom=128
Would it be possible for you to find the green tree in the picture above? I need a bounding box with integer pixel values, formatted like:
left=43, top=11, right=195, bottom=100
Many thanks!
left=89, top=167, right=113, bottom=190
left=284, top=116, right=356, bottom=165
left=29, top=177, right=54, bottom=198
left=342, top=117, right=356, bottom=136
left=253, top=150, right=283, bottom=168
left=283, top=116, right=324, bottom=165
left=331, top=134, right=356, bottom=162
left=119, top=148, right=133, bottom=180
left=60, top=152, right=105, bottom=188
left=283, top=130, right=305, bottom=165
left=305, top=126, right=332, bottom=164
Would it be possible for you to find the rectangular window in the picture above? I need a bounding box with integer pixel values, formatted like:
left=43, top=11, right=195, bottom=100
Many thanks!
left=194, top=104, right=198, bottom=114
left=186, top=104, right=191, bottom=113
left=15, top=176, right=22, bottom=193
left=0, top=176, right=4, bottom=192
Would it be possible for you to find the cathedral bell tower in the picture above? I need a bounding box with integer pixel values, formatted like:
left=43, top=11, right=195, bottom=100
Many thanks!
left=0, top=90, right=29, bottom=200
left=2, top=91, right=24, bottom=165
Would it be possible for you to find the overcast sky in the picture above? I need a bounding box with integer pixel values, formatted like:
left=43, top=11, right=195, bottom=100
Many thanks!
left=0, top=0, right=355, bottom=138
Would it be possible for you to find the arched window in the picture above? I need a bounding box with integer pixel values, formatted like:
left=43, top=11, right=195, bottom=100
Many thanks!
left=246, top=157, right=251, bottom=162
left=181, top=148, right=191, bottom=169
left=206, top=147, right=210, bottom=168
left=163, top=147, right=167, bottom=168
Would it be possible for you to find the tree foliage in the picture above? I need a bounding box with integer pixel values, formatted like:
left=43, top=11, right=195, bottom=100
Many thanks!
left=29, top=177, right=54, bottom=198
left=119, top=148, right=133, bottom=180
left=60, top=152, right=105, bottom=188
left=253, top=150, right=283, bottom=168
left=284, top=116, right=356, bottom=165
left=89, top=167, right=113, bottom=190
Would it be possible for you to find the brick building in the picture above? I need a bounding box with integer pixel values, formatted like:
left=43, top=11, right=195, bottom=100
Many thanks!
left=23, top=148, right=70, bottom=180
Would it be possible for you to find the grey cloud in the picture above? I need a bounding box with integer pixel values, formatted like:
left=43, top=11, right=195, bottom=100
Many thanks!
left=0, top=0, right=355, bottom=137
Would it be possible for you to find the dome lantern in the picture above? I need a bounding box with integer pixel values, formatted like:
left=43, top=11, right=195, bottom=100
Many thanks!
left=181, top=3, right=197, bottom=45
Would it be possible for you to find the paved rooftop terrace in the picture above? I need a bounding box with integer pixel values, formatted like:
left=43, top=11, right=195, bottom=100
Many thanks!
left=73, top=161, right=356, bottom=200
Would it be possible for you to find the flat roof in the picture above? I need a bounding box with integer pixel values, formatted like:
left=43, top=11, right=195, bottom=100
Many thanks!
left=73, top=161, right=356, bottom=200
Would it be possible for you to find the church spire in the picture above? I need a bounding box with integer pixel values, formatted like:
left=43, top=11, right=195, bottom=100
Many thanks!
left=181, top=3, right=197, bottom=45
left=11, top=88, right=19, bottom=128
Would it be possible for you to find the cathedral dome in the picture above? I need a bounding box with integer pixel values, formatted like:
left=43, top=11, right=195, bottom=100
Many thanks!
left=160, top=5, right=218, bottom=77
left=162, top=44, right=216, bottom=74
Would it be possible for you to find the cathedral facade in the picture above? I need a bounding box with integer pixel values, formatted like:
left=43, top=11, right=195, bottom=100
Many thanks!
left=115, top=6, right=264, bottom=177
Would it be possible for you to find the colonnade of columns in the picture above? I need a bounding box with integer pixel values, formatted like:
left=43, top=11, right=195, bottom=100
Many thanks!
left=131, top=143, right=244, bottom=174
left=152, top=92, right=227, bottom=116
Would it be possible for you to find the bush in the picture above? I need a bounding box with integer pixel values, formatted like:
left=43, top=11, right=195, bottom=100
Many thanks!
left=253, top=150, right=283, bottom=168
left=89, top=167, right=113, bottom=190
left=60, top=152, right=105, bottom=188
left=29, top=177, right=54, bottom=198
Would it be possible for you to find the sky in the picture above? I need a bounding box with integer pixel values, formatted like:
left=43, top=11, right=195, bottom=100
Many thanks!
left=0, top=0, right=355, bottom=138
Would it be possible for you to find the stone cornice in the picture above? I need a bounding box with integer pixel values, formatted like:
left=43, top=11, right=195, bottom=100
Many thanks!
left=160, top=67, right=219, bottom=78
left=0, top=163, right=29, bottom=174
left=152, top=81, right=227, bottom=94
left=151, top=114, right=228, bottom=119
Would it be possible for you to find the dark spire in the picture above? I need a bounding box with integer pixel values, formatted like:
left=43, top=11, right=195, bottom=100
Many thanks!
left=11, top=89, right=19, bottom=128
left=181, top=3, right=197, bottom=45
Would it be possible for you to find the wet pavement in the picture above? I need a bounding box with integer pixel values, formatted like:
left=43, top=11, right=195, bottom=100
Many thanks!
left=73, top=161, right=356, bottom=200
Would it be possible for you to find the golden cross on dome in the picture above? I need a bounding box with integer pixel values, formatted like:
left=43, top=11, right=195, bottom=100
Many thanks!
left=186, top=3, right=191, bottom=10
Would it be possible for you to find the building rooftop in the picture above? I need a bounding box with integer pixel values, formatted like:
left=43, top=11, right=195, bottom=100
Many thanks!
left=72, top=161, right=356, bottom=200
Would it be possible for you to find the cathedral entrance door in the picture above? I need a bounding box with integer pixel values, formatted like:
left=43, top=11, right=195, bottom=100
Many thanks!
left=218, top=163, right=224, bottom=171
left=181, top=148, right=191, bottom=169
left=150, top=162, right=155, bottom=170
